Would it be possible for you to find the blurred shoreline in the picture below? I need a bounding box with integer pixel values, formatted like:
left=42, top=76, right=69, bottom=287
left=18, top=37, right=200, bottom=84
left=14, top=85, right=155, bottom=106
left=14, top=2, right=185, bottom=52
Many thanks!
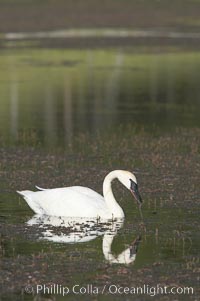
left=1, top=28, right=200, bottom=49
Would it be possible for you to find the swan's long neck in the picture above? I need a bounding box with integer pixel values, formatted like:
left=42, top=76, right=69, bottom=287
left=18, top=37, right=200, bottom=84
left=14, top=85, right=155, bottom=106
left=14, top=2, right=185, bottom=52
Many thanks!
left=103, top=170, right=124, bottom=218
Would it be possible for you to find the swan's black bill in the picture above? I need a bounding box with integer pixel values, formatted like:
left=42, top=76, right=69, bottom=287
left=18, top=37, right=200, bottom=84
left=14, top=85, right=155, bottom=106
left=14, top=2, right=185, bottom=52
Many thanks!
left=130, top=179, right=142, bottom=206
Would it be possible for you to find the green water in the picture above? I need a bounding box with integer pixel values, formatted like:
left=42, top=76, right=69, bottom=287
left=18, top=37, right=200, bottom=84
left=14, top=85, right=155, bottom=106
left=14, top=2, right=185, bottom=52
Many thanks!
left=0, top=48, right=200, bottom=147
left=0, top=47, right=200, bottom=301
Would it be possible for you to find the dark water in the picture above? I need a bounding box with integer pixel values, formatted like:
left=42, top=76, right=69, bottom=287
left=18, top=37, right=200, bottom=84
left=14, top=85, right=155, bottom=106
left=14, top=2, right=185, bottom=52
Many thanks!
left=0, top=193, right=199, bottom=301
left=0, top=47, right=200, bottom=301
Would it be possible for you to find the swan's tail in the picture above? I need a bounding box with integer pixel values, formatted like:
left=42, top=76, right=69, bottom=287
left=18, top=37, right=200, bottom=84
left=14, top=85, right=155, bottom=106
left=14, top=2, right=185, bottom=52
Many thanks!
left=35, top=185, right=47, bottom=191
left=16, top=190, right=33, bottom=197
left=17, top=190, right=43, bottom=214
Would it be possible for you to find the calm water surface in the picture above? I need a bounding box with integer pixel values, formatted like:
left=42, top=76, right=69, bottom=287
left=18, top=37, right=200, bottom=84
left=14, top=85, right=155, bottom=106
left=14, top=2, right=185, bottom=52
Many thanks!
left=0, top=47, right=199, bottom=301
left=0, top=48, right=200, bottom=146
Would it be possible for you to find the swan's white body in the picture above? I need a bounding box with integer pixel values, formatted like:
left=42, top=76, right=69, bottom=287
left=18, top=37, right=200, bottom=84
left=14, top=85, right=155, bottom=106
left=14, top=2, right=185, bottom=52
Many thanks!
left=17, top=170, right=139, bottom=219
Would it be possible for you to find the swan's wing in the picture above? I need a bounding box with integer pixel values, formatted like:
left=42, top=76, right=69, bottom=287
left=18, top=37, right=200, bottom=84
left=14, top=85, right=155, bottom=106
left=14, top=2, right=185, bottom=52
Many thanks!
left=35, top=186, right=48, bottom=191
left=70, top=186, right=103, bottom=200
left=19, top=186, right=109, bottom=217
left=35, top=185, right=102, bottom=198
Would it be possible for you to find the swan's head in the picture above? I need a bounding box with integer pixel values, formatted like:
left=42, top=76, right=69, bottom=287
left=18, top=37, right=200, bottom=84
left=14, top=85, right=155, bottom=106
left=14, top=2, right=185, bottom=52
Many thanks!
left=118, top=171, right=142, bottom=206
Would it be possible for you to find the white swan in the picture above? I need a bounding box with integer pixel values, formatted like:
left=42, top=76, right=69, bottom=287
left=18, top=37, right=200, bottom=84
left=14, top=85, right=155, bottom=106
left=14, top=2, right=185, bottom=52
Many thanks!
left=17, top=170, right=142, bottom=219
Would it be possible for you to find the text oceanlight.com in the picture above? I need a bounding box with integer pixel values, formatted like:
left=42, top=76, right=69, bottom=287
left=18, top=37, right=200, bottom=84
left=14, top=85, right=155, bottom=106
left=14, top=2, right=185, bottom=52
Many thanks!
left=24, top=284, right=194, bottom=297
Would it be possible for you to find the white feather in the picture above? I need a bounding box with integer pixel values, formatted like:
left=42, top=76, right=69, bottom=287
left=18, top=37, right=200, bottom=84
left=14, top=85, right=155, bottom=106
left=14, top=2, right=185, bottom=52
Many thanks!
left=17, top=170, right=139, bottom=219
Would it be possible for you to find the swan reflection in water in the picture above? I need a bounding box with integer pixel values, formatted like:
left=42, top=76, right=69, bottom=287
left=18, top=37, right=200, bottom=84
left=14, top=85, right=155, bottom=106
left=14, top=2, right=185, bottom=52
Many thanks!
left=27, top=215, right=142, bottom=265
